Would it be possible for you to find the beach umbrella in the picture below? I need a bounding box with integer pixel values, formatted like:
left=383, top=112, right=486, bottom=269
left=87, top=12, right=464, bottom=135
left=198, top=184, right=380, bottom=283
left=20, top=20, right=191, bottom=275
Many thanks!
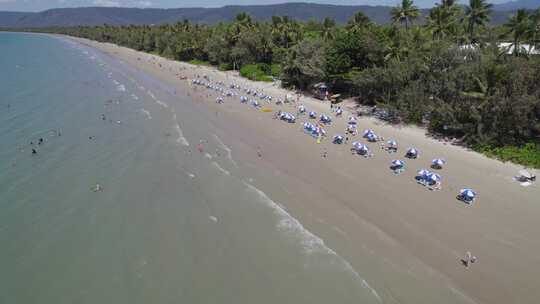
left=459, top=189, right=476, bottom=201
left=348, top=116, right=357, bottom=125
left=432, top=158, right=446, bottom=168
left=387, top=139, right=398, bottom=148
left=309, top=111, right=317, bottom=118
left=427, top=172, right=441, bottom=184
left=417, top=169, right=430, bottom=179
left=406, top=148, right=419, bottom=158
left=335, top=108, right=343, bottom=116
left=333, top=135, right=344, bottom=144
left=363, top=129, right=375, bottom=138
left=355, top=143, right=369, bottom=154
left=298, top=105, right=306, bottom=113
left=320, top=115, right=332, bottom=124
left=367, top=133, right=378, bottom=142
left=391, top=159, right=405, bottom=168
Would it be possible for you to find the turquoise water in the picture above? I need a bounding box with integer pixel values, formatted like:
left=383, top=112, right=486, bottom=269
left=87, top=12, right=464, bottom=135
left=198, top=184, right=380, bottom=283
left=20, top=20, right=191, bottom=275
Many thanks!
left=0, top=33, right=381, bottom=304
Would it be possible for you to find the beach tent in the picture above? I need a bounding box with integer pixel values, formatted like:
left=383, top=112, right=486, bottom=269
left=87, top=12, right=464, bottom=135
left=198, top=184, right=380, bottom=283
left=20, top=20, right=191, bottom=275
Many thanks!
left=406, top=148, right=419, bottom=159
left=458, top=189, right=476, bottom=204
left=432, top=158, right=446, bottom=169
left=309, top=111, right=317, bottom=119
left=333, top=135, right=344, bottom=144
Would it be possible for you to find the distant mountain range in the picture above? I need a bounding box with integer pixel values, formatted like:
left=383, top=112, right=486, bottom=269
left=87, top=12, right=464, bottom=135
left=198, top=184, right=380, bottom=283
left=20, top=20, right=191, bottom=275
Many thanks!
left=0, top=2, right=537, bottom=28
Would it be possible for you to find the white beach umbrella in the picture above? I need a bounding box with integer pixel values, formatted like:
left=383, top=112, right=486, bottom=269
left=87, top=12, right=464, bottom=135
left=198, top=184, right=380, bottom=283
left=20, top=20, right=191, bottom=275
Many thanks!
left=309, top=111, right=317, bottom=118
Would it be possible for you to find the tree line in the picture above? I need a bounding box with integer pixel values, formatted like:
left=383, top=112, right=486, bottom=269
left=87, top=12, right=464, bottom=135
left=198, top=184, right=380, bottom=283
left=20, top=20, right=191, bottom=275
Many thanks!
left=31, top=0, right=540, bottom=167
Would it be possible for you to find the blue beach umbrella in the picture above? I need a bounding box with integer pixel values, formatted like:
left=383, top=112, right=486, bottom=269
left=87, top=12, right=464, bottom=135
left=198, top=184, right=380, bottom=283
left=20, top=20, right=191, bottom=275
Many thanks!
left=309, top=111, right=317, bottom=118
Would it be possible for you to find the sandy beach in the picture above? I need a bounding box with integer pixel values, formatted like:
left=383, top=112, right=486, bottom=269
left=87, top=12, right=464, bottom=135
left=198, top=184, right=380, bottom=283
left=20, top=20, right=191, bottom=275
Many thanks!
left=67, top=35, right=540, bottom=304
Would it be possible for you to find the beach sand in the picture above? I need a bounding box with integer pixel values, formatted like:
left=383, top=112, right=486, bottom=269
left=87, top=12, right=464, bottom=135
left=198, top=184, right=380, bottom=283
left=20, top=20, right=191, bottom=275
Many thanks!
left=67, top=36, right=540, bottom=304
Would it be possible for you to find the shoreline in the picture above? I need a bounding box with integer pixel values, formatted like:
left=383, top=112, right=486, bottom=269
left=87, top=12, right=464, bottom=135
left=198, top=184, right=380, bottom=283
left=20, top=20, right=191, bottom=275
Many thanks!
left=64, top=35, right=540, bottom=304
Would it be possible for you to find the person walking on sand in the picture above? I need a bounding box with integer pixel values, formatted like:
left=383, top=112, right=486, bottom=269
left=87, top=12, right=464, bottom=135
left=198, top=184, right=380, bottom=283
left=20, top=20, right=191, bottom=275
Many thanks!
left=322, top=149, right=328, bottom=158
left=463, top=251, right=477, bottom=268
left=197, top=142, right=204, bottom=153
left=257, top=146, right=262, bottom=158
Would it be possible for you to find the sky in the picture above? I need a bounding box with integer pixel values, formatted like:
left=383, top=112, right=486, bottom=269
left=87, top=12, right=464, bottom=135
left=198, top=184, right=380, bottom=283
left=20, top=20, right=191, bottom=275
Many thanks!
left=0, top=0, right=507, bottom=12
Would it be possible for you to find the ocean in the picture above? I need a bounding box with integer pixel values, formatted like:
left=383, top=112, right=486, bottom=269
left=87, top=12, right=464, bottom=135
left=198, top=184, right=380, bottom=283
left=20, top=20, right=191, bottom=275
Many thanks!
left=0, top=32, right=381, bottom=303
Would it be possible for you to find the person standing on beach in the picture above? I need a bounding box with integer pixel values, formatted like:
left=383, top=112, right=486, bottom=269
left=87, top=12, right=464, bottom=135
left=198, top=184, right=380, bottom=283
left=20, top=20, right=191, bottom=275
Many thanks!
left=257, top=146, right=262, bottom=158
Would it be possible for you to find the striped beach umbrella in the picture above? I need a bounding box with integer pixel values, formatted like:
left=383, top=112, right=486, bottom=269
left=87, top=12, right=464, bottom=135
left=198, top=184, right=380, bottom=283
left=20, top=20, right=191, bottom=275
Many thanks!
left=367, top=133, right=378, bottom=142
left=427, top=173, right=441, bottom=183
left=391, top=159, right=405, bottom=168
left=387, top=139, right=398, bottom=147
left=459, top=189, right=476, bottom=200
left=406, top=147, right=419, bottom=158
left=432, top=158, right=446, bottom=168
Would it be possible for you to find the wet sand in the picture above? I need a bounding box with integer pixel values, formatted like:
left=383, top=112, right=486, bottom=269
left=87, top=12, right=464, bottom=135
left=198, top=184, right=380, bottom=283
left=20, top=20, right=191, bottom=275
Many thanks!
left=68, top=36, right=540, bottom=304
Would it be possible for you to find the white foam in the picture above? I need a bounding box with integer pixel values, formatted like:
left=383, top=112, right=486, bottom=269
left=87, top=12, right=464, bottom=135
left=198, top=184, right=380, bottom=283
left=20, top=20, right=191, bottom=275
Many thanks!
left=212, top=161, right=231, bottom=176
left=205, top=153, right=213, bottom=159
left=140, top=109, right=152, bottom=120
left=147, top=89, right=168, bottom=108
left=131, top=94, right=139, bottom=100
left=243, top=182, right=382, bottom=303
left=116, top=84, right=126, bottom=92
left=172, top=113, right=190, bottom=146
left=209, top=216, right=218, bottom=223
left=213, top=134, right=238, bottom=167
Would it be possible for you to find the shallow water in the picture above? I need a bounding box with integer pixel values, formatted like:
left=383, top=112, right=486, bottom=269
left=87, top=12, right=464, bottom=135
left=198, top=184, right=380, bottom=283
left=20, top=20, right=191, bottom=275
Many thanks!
left=0, top=33, right=381, bottom=304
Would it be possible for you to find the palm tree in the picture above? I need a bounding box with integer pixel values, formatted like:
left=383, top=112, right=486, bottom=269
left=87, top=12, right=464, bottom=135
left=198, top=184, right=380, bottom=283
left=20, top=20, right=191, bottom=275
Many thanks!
left=321, top=17, right=336, bottom=41
left=347, top=11, right=371, bottom=30
left=427, top=0, right=462, bottom=40
left=529, top=8, right=540, bottom=54
left=504, top=9, right=531, bottom=56
left=391, top=0, right=420, bottom=30
left=464, top=0, right=492, bottom=43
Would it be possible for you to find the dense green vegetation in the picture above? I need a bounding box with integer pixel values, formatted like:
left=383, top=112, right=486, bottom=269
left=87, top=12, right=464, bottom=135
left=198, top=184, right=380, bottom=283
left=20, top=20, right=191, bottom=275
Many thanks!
left=30, top=1, right=540, bottom=167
